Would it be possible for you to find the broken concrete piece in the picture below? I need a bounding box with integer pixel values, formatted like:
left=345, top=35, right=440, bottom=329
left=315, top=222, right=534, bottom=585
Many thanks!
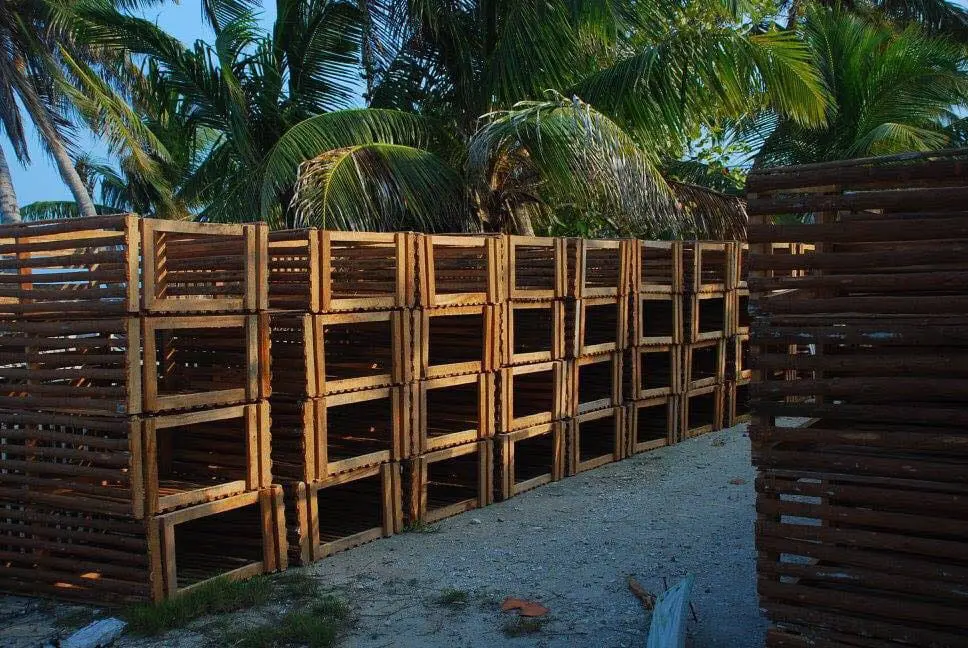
left=62, top=618, right=126, bottom=648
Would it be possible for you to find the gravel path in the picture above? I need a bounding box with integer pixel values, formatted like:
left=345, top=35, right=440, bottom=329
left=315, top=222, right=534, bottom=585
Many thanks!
left=1, top=423, right=765, bottom=648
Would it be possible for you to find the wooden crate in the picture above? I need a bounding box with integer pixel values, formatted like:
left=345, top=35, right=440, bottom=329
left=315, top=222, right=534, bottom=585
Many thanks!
left=316, top=386, right=408, bottom=478
left=505, top=235, right=566, bottom=300
left=267, top=399, right=317, bottom=484
left=0, top=410, right=145, bottom=518
left=566, top=239, right=626, bottom=298
left=683, top=241, right=730, bottom=293
left=322, top=231, right=415, bottom=311
left=142, top=403, right=271, bottom=517
left=567, top=296, right=628, bottom=357
left=283, top=463, right=402, bottom=565
left=631, top=293, right=683, bottom=346
left=680, top=385, right=724, bottom=440
left=0, top=214, right=139, bottom=318
left=267, top=229, right=320, bottom=312
left=405, top=440, right=493, bottom=525
left=142, top=314, right=270, bottom=413
left=416, top=373, right=495, bottom=454
left=729, top=334, right=751, bottom=382
left=725, top=379, right=752, bottom=427
left=269, top=313, right=317, bottom=399
left=141, top=219, right=267, bottom=313
left=732, top=287, right=750, bottom=336
left=685, top=339, right=726, bottom=391
left=730, top=242, right=748, bottom=290
left=417, top=305, right=499, bottom=379
left=628, top=344, right=682, bottom=400
left=498, top=361, right=566, bottom=433
left=629, top=240, right=683, bottom=294
left=495, top=422, right=564, bottom=501
left=566, top=407, right=624, bottom=475
left=684, top=291, right=728, bottom=342
left=154, top=485, right=286, bottom=601
left=317, top=310, right=412, bottom=394
left=501, top=300, right=565, bottom=366
left=625, top=397, right=676, bottom=456
left=0, top=503, right=155, bottom=604
left=418, top=234, right=502, bottom=307
left=0, top=317, right=142, bottom=415
left=566, top=352, right=623, bottom=417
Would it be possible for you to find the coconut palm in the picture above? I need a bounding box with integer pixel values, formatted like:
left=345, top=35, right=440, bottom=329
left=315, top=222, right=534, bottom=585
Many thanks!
left=0, top=0, right=166, bottom=223
left=753, top=6, right=968, bottom=168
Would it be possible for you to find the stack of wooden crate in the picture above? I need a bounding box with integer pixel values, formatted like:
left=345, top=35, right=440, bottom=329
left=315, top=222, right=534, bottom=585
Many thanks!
left=403, top=235, right=501, bottom=524
left=680, top=242, right=731, bottom=438
left=494, top=236, right=567, bottom=500
left=563, top=239, right=628, bottom=475
left=0, top=216, right=283, bottom=604
left=623, top=241, right=683, bottom=456
left=266, top=230, right=412, bottom=564
left=726, top=242, right=751, bottom=425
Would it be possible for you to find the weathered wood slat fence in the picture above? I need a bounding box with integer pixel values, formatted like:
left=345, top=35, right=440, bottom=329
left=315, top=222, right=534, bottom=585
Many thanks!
left=0, top=216, right=746, bottom=604
left=747, top=148, right=968, bottom=648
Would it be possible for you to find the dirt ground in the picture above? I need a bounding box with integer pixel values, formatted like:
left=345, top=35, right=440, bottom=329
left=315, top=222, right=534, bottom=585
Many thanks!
left=1, top=422, right=766, bottom=648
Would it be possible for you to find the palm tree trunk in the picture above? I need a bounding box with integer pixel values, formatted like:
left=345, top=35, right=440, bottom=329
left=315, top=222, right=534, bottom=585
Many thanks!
left=24, top=101, right=98, bottom=218
left=0, top=145, right=21, bottom=223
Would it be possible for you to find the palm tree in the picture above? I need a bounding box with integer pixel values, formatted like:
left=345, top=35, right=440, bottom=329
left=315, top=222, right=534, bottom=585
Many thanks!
left=753, top=6, right=968, bottom=168
left=0, top=0, right=152, bottom=222
left=293, top=0, right=828, bottom=237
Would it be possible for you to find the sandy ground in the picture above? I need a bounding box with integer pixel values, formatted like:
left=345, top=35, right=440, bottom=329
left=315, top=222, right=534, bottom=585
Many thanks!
left=1, top=423, right=765, bottom=648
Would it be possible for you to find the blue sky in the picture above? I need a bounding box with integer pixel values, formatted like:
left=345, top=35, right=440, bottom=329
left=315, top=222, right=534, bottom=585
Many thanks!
left=3, top=0, right=278, bottom=207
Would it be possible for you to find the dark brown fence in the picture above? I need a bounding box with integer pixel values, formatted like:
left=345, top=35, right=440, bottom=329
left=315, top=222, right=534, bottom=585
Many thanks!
left=746, top=148, right=968, bottom=648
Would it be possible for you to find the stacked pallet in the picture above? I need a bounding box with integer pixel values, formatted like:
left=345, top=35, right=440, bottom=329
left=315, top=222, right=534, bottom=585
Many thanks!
left=0, top=216, right=283, bottom=604
left=563, top=239, right=628, bottom=475
left=624, top=241, right=683, bottom=456
left=747, top=150, right=968, bottom=647
left=495, top=236, right=567, bottom=500
left=267, top=231, right=410, bottom=564
left=404, top=235, right=501, bottom=523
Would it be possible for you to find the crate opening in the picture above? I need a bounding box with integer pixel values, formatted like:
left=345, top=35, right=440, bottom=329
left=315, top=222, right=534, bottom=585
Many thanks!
left=426, top=381, right=480, bottom=439
left=690, top=344, right=720, bottom=383
left=154, top=414, right=250, bottom=502
left=740, top=339, right=750, bottom=374
left=640, top=349, right=673, bottom=392
left=330, top=239, right=400, bottom=301
left=172, top=500, right=264, bottom=589
left=512, top=307, right=554, bottom=356
left=635, top=402, right=669, bottom=443
left=511, top=369, right=556, bottom=420
left=737, top=294, right=751, bottom=329
left=697, top=297, right=726, bottom=334
left=426, top=452, right=479, bottom=511
left=515, top=432, right=556, bottom=483
left=316, top=472, right=384, bottom=545
left=577, top=415, right=617, bottom=462
left=584, top=302, right=619, bottom=347
left=640, top=247, right=677, bottom=289
left=323, top=318, right=394, bottom=381
left=640, top=298, right=675, bottom=339
left=152, top=230, right=247, bottom=303
left=688, top=392, right=717, bottom=429
left=427, top=313, right=484, bottom=366
left=584, top=248, right=622, bottom=290
left=432, top=243, right=489, bottom=295
left=513, top=245, right=557, bottom=292
left=325, top=394, right=395, bottom=463
left=577, top=359, right=614, bottom=406
left=153, top=325, right=249, bottom=399
left=700, top=250, right=729, bottom=286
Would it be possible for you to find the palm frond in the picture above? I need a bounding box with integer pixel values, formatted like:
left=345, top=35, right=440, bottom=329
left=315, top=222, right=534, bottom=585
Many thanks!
left=291, top=143, right=470, bottom=231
